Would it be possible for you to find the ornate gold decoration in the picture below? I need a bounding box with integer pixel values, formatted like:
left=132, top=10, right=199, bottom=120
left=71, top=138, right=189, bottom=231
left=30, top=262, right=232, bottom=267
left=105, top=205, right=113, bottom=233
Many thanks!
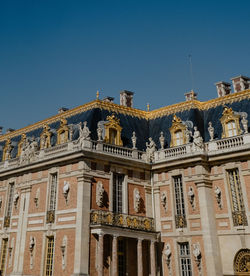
left=234, top=248, right=250, bottom=274
left=40, top=124, right=52, bottom=149
left=17, top=134, right=27, bottom=157
left=96, top=90, right=99, bottom=100
left=90, top=210, right=155, bottom=232
left=2, top=139, right=12, bottom=161
left=46, top=210, right=55, bottom=224
left=220, top=106, right=241, bottom=138
left=57, top=118, right=69, bottom=145
left=170, top=115, right=187, bottom=147
left=3, top=216, right=10, bottom=228
left=104, top=114, right=123, bottom=146
left=175, top=214, right=186, bottom=228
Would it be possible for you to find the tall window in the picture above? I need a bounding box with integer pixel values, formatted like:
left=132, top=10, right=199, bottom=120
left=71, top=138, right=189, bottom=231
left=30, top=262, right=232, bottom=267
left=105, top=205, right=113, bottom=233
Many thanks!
left=4, top=183, right=14, bottom=227
left=227, top=169, right=247, bottom=226
left=49, top=173, right=57, bottom=212
left=179, top=243, right=192, bottom=276
left=44, top=236, right=54, bottom=276
left=226, top=120, right=237, bottom=137
left=6, top=183, right=14, bottom=218
left=0, top=239, right=8, bottom=275
left=46, top=173, right=57, bottom=224
left=118, top=238, right=126, bottom=276
left=113, top=173, right=124, bottom=213
left=174, top=176, right=186, bottom=228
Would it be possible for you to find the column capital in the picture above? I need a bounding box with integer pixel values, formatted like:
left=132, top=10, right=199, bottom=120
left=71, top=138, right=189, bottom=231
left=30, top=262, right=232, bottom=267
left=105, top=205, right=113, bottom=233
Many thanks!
left=77, top=173, right=93, bottom=183
left=195, top=179, right=212, bottom=188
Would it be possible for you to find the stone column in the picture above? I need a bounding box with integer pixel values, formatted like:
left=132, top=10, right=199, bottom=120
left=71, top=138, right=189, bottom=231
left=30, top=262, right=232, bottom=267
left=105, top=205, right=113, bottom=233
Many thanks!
left=98, top=233, right=104, bottom=276
left=137, top=238, right=143, bottom=276
left=11, top=184, right=31, bottom=276
left=195, top=176, right=223, bottom=276
left=150, top=240, right=156, bottom=276
left=112, top=235, right=118, bottom=276
left=72, top=173, right=92, bottom=276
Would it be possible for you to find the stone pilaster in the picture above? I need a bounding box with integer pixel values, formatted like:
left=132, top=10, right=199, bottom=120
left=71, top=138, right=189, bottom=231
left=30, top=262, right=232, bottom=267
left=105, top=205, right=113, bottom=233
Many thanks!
left=98, top=233, right=104, bottom=276
left=137, top=238, right=143, bottom=276
left=112, top=235, right=118, bottom=276
left=195, top=177, right=223, bottom=276
left=71, top=173, right=92, bottom=276
left=150, top=240, right=156, bottom=276
left=11, top=185, right=31, bottom=276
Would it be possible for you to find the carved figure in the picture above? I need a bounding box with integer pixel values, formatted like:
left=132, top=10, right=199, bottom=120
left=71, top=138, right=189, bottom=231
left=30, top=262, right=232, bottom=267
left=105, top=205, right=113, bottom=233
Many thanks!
left=20, top=137, right=39, bottom=164
left=14, top=192, right=19, bottom=208
left=96, top=181, right=104, bottom=207
left=97, top=122, right=103, bottom=141
left=146, top=137, right=156, bottom=162
left=241, top=114, right=248, bottom=134
left=134, top=188, right=141, bottom=213
left=208, top=122, right=215, bottom=141
left=164, top=243, right=171, bottom=268
left=185, top=126, right=192, bottom=143
left=63, top=181, right=70, bottom=203
left=193, top=243, right=202, bottom=268
left=159, top=132, right=165, bottom=150
left=79, top=121, right=91, bottom=140
left=161, top=191, right=167, bottom=212
left=214, top=186, right=222, bottom=209
left=29, top=236, right=35, bottom=252
left=192, top=126, right=204, bottom=151
left=188, top=187, right=195, bottom=210
left=131, top=131, right=137, bottom=149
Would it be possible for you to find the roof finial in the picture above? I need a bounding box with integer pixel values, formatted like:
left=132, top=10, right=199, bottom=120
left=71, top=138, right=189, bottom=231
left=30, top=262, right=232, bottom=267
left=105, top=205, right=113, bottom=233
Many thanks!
left=147, top=103, right=150, bottom=112
left=96, top=90, right=100, bottom=100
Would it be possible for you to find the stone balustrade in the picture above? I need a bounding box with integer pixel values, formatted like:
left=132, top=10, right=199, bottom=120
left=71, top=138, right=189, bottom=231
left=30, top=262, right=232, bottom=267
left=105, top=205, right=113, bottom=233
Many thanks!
left=0, top=133, right=249, bottom=171
left=90, top=209, right=155, bottom=232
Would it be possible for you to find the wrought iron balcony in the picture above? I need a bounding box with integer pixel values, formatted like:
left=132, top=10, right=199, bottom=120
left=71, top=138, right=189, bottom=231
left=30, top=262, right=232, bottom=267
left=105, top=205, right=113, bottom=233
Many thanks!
left=90, top=210, right=155, bottom=232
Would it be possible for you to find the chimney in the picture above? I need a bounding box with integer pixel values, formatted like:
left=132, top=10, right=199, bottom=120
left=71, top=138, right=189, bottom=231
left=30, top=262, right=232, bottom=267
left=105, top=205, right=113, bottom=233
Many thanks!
left=6, top=128, right=15, bottom=134
left=58, top=107, right=69, bottom=114
left=231, top=75, right=250, bottom=93
left=103, top=97, right=114, bottom=103
left=215, top=81, right=231, bottom=97
left=120, top=90, right=134, bottom=108
left=0, top=127, right=3, bottom=135
left=184, top=90, right=197, bottom=101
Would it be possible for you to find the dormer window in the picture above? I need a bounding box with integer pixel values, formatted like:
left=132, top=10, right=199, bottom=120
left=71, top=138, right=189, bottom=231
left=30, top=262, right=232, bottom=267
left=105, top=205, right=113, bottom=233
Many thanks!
left=170, top=115, right=186, bottom=147
left=220, top=107, right=241, bottom=138
left=104, top=114, right=123, bottom=146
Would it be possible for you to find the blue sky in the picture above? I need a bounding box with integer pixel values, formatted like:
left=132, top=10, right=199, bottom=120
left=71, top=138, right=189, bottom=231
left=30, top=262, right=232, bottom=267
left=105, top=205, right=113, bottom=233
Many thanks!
left=0, top=0, right=250, bottom=130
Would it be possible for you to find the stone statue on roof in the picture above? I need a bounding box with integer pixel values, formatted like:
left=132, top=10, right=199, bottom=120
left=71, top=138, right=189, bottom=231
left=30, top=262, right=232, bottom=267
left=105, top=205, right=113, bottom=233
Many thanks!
left=146, top=137, right=156, bottom=162
left=208, top=122, right=214, bottom=141
left=192, top=126, right=204, bottom=152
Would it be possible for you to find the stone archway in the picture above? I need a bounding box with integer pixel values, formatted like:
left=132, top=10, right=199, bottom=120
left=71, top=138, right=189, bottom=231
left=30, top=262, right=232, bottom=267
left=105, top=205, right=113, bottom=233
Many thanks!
left=234, top=248, right=250, bottom=275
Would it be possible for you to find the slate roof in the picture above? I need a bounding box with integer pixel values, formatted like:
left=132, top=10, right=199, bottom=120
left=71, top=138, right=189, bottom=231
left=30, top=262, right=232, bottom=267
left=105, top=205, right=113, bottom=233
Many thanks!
left=0, top=90, right=249, bottom=160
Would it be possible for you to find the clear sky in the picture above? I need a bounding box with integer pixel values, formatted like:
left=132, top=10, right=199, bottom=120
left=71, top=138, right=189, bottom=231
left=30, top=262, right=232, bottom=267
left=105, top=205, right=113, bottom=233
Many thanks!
left=0, top=0, right=250, bottom=130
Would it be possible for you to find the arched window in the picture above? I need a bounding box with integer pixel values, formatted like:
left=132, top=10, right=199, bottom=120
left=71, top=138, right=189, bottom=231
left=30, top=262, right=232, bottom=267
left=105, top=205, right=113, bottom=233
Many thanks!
left=226, top=120, right=237, bottom=137
left=174, top=130, right=183, bottom=146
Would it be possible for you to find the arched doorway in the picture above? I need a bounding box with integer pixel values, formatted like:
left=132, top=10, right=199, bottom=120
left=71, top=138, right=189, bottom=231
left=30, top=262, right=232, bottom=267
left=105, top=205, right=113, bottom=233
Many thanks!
left=234, top=248, right=250, bottom=275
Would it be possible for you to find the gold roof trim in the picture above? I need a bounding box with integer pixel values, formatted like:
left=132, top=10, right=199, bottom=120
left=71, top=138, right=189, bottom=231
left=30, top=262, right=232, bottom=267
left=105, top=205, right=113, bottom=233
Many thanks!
left=0, top=89, right=249, bottom=142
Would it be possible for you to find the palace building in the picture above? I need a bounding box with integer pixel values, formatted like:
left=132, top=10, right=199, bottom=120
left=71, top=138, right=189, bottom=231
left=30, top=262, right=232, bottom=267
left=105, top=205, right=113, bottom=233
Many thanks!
left=0, top=75, right=250, bottom=276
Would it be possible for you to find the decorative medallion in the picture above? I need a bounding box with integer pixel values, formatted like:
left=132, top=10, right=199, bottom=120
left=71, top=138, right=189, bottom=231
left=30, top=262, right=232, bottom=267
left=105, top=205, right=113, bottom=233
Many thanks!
left=234, top=248, right=250, bottom=274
